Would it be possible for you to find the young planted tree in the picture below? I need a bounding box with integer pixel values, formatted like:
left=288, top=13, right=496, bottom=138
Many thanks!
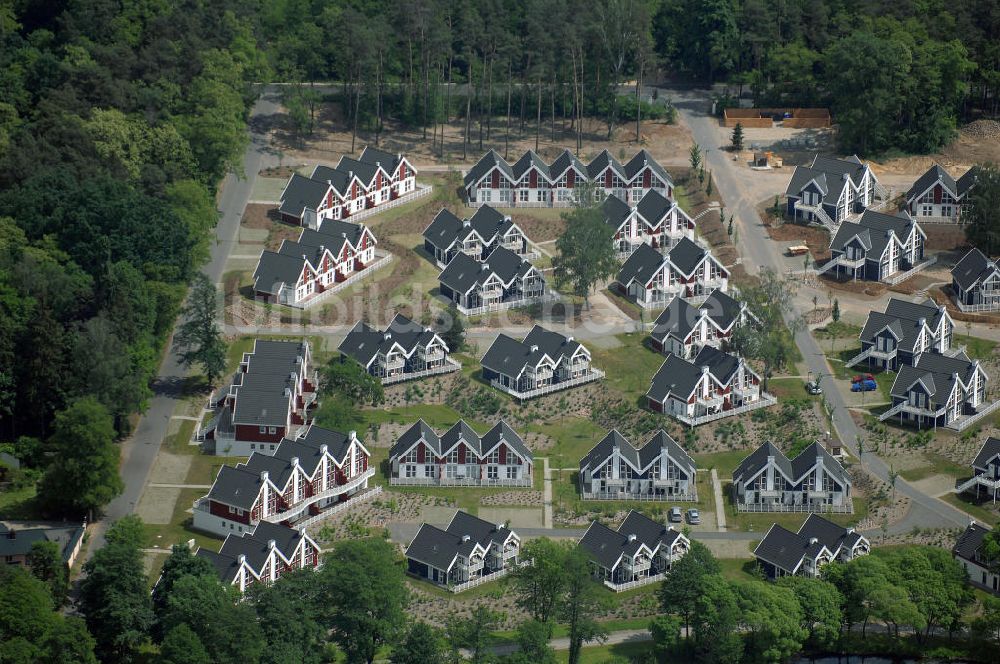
left=174, top=273, right=226, bottom=388
left=832, top=298, right=841, bottom=323
left=689, top=143, right=702, bottom=174
left=553, top=188, right=618, bottom=309
left=730, top=122, right=744, bottom=151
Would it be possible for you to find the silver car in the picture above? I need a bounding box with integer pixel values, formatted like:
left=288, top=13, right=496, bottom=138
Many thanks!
left=668, top=506, right=682, bottom=523
left=686, top=508, right=701, bottom=525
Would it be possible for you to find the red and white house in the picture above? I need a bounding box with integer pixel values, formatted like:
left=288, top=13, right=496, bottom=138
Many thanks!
left=904, top=164, right=978, bottom=223
left=616, top=240, right=729, bottom=309
left=193, top=424, right=374, bottom=538
left=194, top=521, right=321, bottom=593
left=603, top=189, right=695, bottom=258
left=200, top=339, right=317, bottom=457
left=463, top=148, right=673, bottom=208
left=252, top=220, right=379, bottom=307
left=278, top=146, right=418, bottom=228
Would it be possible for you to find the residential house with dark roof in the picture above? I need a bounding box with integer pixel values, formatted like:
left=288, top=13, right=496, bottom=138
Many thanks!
left=904, top=164, right=978, bottom=223
left=0, top=521, right=86, bottom=569
left=253, top=219, right=379, bottom=307
left=603, top=189, right=695, bottom=258
left=732, top=441, right=853, bottom=512
left=952, top=248, right=1000, bottom=312
left=956, top=437, right=1000, bottom=502
left=389, top=419, right=533, bottom=486
left=422, top=205, right=531, bottom=266
left=278, top=147, right=418, bottom=226
left=822, top=209, right=926, bottom=282
left=463, top=148, right=672, bottom=208
left=200, top=339, right=316, bottom=457
left=650, top=289, right=757, bottom=359
left=578, top=510, right=690, bottom=591
left=338, top=314, right=459, bottom=384
left=754, top=514, right=869, bottom=580
left=438, top=246, right=545, bottom=313
left=847, top=298, right=954, bottom=371
left=881, top=351, right=990, bottom=430
left=192, top=424, right=373, bottom=538
left=615, top=239, right=729, bottom=309
left=785, top=154, right=885, bottom=227
left=953, top=522, right=1000, bottom=595
left=481, top=325, right=602, bottom=400
left=405, top=511, right=521, bottom=589
left=646, top=346, right=769, bottom=426
left=578, top=430, right=696, bottom=501
left=194, top=521, right=321, bottom=593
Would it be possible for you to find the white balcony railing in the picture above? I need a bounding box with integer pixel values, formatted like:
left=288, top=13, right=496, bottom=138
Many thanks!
left=603, top=572, right=666, bottom=593
left=580, top=490, right=698, bottom=502
left=447, top=560, right=529, bottom=593
left=293, top=486, right=382, bottom=529
left=282, top=251, right=394, bottom=310
left=262, top=467, right=375, bottom=523
left=491, top=368, right=604, bottom=401
left=671, top=392, right=777, bottom=427
left=390, top=474, right=532, bottom=487
left=736, top=499, right=853, bottom=514
left=382, top=358, right=461, bottom=385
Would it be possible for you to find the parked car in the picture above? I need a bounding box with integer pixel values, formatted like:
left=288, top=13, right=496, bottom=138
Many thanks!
left=851, top=373, right=875, bottom=384
left=851, top=378, right=878, bottom=392
left=805, top=380, right=823, bottom=395
left=686, top=508, right=701, bottom=525
left=668, top=507, right=682, bottom=523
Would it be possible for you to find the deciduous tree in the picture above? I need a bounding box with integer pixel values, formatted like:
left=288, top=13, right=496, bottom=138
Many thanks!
left=553, top=194, right=618, bottom=309
left=174, top=273, right=226, bottom=388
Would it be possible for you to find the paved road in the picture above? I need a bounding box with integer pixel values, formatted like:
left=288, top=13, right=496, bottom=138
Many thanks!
left=670, top=90, right=968, bottom=534
left=87, top=88, right=281, bottom=555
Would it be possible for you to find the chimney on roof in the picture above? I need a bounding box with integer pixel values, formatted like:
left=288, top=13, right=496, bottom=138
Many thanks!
left=497, top=523, right=505, bottom=530
left=846, top=527, right=854, bottom=534
left=384, top=332, right=392, bottom=341
left=284, top=387, right=292, bottom=397
left=349, top=430, right=357, bottom=442
left=483, top=263, right=490, bottom=271
left=397, top=153, right=401, bottom=161
left=567, top=336, right=574, bottom=343
left=627, top=534, right=637, bottom=543
left=504, top=215, right=511, bottom=223
left=530, top=345, right=539, bottom=352
left=268, top=539, right=276, bottom=550
left=320, top=444, right=328, bottom=456
left=319, top=244, right=325, bottom=253
left=462, top=535, right=471, bottom=543
left=349, top=170, right=354, bottom=179
left=341, top=232, right=347, bottom=238
left=238, top=554, right=246, bottom=565
left=918, top=317, right=926, bottom=328
left=302, top=254, right=308, bottom=261
left=809, top=537, right=819, bottom=546
left=701, top=365, right=710, bottom=374
left=463, top=218, right=471, bottom=228
left=260, top=471, right=269, bottom=482
left=843, top=173, right=850, bottom=181
left=291, top=457, right=299, bottom=467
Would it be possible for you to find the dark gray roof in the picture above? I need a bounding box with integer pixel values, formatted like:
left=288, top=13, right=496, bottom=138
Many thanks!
left=790, top=443, right=848, bottom=487
left=254, top=220, right=369, bottom=293
left=786, top=154, right=868, bottom=207
left=973, top=437, right=1000, bottom=470
left=579, top=510, right=682, bottom=570
left=587, top=150, right=625, bottom=180
left=579, top=429, right=693, bottom=475
left=405, top=511, right=517, bottom=570
left=253, top=250, right=306, bottom=294
left=195, top=548, right=241, bottom=583
left=635, top=189, right=674, bottom=227
left=957, top=166, right=980, bottom=197
left=797, top=513, right=863, bottom=554
left=279, top=173, right=331, bottom=217
left=232, top=389, right=293, bottom=427
left=734, top=442, right=793, bottom=484
left=335, top=155, right=381, bottom=187
left=890, top=352, right=981, bottom=409
left=906, top=164, right=957, bottom=203
left=650, top=297, right=701, bottom=343
left=734, top=441, right=847, bottom=487
left=952, top=248, right=999, bottom=292
left=298, top=424, right=357, bottom=464
left=423, top=208, right=466, bottom=251
left=754, top=524, right=822, bottom=574
left=310, top=164, right=352, bottom=195
left=390, top=419, right=440, bottom=458
left=218, top=521, right=305, bottom=572
left=602, top=194, right=632, bottom=231
left=701, top=289, right=744, bottom=331
left=694, top=345, right=740, bottom=384
left=481, top=420, right=533, bottom=462
left=548, top=149, right=587, bottom=180
left=359, top=146, right=404, bottom=173
left=785, top=166, right=829, bottom=200
left=953, top=522, right=990, bottom=562
left=646, top=353, right=703, bottom=402
left=440, top=420, right=482, bottom=455
left=481, top=326, right=583, bottom=378
left=206, top=465, right=265, bottom=510
left=339, top=314, right=440, bottom=367
left=860, top=298, right=946, bottom=353
left=0, top=522, right=85, bottom=562
left=464, top=150, right=513, bottom=188
left=512, top=150, right=550, bottom=181
left=618, top=243, right=664, bottom=287
left=667, top=237, right=710, bottom=277
left=624, top=149, right=673, bottom=185
left=830, top=210, right=918, bottom=259
left=438, top=246, right=535, bottom=294
left=423, top=205, right=516, bottom=253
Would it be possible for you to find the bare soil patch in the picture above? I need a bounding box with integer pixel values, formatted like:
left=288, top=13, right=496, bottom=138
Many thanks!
left=923, top=224, right=969, bottom=252
left=765, top=222, right=832, bottom=263
left=240, top=203, right=301, bottom=251
left=820, top=276, right=888, bottom=298
left=260, top=165, right=300, bottom=178
left=871, top=122, right=1000, bottom=178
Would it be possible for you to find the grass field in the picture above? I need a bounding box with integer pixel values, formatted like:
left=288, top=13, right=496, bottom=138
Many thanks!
left=589, top=333, right=664, bottom=403
left=954, top=333, right=998, bottom=361
left=724, top=496, right=869, bottom=534
left=940, top=491, right=1000, bottom=525
left=899, top=450, right=970, bottom=482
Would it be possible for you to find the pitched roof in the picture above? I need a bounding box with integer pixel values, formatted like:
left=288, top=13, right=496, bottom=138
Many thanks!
left=602, top=194, right=633, bottom=231
left=587, top=150, right=625, bottom=180
left=358, top=145, right=404, bottom=173
left=480, top=420, right=533, bottom=462
left=579, top=510, right=684, bottom=570
left=279, top=173, right=331, bottom=217
left=701, top=289, right=745, bottom=330
left=335, top=155, right=382, bottom=187
left=625, top=149, right=673, bottom=185
left=310, top=164, right=352, bottom=195
left=389, top=419, right=440, bottom=458
left=733, top=442, right=793, bottom=484
left=650, top=297, right=701, bottom=343
left=253, top=250, right=309, bottom=295
left=481, top=325, right=583, bottom=378
left=231, top=389, right=293, bottom=427
left=890, top=351, right=982, bottom=409
left=405, top=511, right=517, bottom=570
left=797, top=513, right=864, bottom=554
left=972, top=437, right=1000, bottom=470
left=957, top=165, right=980, bottom=197
left=754, top=524, right=824, bottom=574
left=646, top=353, right=704, bottom=402
left=438, top=246, right=535, bottom=294
left=0, top=522, right=85, bottom=562
left=906, top=164, right=958, bottom=203
left=464, top=149, right=513, bottom=188
left=733, top=441, right=848, bottom=488
left=548, top=149, right=587, bottom=180
left=511, top=150, right=550, bottom=181
left=667, top=237, right=709, bottom=276
left=338, top=315, right=440, bottom=367
left=635, top=189, right=675, bottom=227
left=952, top=248, right=999, bottom=292
left=693, top=345, right=740, bottom=385
left=618, top=243, right=665, bottom=287
left=858, top=298, right=947, bottom=353
left=580, top=429, right=694, bottom=475
left=786, top=154, right=869, bottom=207
left=953, top=522, right=991, bottom=562
left=829, top=210, right=918, bottom=258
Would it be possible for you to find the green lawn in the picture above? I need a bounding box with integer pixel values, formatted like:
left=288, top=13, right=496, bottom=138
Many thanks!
left=589, top=333, right=664, bottom=404
left=813, top=321, right=862, bottom=340
left=767, top=376, right=821, bottom=402
left=724, top=497, right=869, bottom=534
left=941, top=491, right=999, bottom=525
left=899, top=451, right=970, bottom=482
left=0, top=483, right=39, bottom=519
left=526, top=417, right=607, bottom=469
left=954, top=333, right=998, bottom=361
left=718, top=556, right=762, bottom=582
left=691, top=450, right=751, bottom=475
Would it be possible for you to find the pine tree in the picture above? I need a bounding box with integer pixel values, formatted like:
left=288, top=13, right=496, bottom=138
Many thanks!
left=832, top=299, right=841, bottom=323
left=705, top=171, right=713, bottom=196
left=730, top=122, right=744, bottom=151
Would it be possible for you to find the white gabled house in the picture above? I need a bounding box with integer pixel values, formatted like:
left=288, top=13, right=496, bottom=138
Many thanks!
left=422, top=205, right=531, bottom=266
left=579, top=511, right=690, bottom=591
left=785, top=154, right=885, bottom=227
left=252, top=220, right=379, bottom=307
left=955, top=437, right=1000, bottom=502
left=650, top=289, right=757, bottom=359
left=905, top=164, right=978, bottom=223
left=437, top=246, right=545, bottom=313
left=821, top=210, right=927, bottom=282
left=578, top=430, right=697, bottom=501
left=754, top=514, right=869, bottom=581
left=882, top=351, right=990, bottom=430
left=952, top=248, right=1000, bottom=312
left=953, top=522, right=1000, bottom=595
left=731, top=441, right=852, bottom=512
left=603, top=189, right=695, bottom=258
left=616, top=240, right=729, bottom=309
left=848, top=298, right=954, bottom=371
left=338, top=314, right=459, bottom=384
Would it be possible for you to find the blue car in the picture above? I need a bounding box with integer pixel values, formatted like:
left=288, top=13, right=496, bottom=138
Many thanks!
left=850, top=379, right=877, bottom=392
